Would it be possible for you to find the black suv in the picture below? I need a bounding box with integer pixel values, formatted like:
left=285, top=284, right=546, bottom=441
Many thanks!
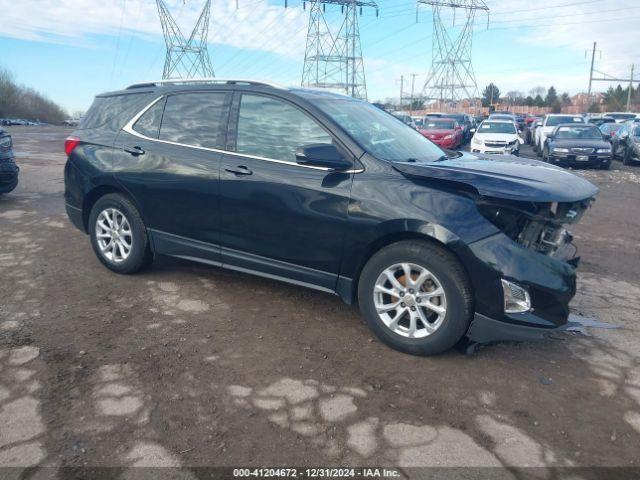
left=0, top=128, right=18, bottom=195
left=64, top=80, right=598, bottom=356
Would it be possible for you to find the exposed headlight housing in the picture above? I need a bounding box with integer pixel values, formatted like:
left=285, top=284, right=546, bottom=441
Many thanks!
left=596, top=148, right=611, bottom=153
left=552, top=147, right=569, bottom=153
left=472, top=136, right=482, bottom=145
left=0, top=135, right=11, bottom=149
left=501, top=279, right=531, bottom=313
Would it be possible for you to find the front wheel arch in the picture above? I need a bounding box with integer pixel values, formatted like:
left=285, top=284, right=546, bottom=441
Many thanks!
left=348, top=230, right=471, bottom=306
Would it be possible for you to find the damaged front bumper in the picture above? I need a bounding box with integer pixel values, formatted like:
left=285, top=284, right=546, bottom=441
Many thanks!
left=461, top=230, right=579, bottom=344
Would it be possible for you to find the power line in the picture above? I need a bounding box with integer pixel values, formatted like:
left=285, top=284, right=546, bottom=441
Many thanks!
left=301, top=0, right=378, bottom=100
left=156, top=0, right=215, bottom=79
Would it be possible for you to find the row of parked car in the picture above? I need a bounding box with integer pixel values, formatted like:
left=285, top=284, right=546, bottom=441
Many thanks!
left=0, top=118, right=44, bottom=126
left=391, top=112, right=478, bottom=150
left=393, top=109, right=639, bottom=169
left=525, top=112, right=640, bottom=167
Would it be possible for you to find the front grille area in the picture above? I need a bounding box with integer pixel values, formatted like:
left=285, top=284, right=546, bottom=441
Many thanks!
left=571, top=147, right=595, bottom=154
left=485, top=141, right=507, bottom=148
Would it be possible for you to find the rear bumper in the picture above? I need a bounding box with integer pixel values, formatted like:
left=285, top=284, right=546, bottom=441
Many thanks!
left=65, top=202, right=85, bottom=232
left=0, top=158, right=19, bottom=193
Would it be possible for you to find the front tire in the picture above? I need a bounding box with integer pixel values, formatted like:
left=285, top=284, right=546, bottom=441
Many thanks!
left=357, top=240, right=473, bottom=356
left=89, top=193, right=153, bottom=274
left=623, top=147, right=634, bottom=165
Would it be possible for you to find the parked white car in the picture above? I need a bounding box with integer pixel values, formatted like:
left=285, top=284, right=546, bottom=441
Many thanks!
left=470, top=120, right=524, bottom=156
left=605, top=112, right=640, bottom=123
left=534, top=114, right=585, bottom=156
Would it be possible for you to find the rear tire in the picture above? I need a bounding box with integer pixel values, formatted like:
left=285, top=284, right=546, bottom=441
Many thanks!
left=357, top=240, right=473, bottom=356
left=88, top=193, right=153, bottom=274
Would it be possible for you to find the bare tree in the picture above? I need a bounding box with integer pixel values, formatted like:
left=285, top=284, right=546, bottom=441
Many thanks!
left=0, top=66, right=67, bottom=124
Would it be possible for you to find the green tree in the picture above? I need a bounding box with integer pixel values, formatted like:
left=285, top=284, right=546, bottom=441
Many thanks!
left=545, top=86, right=558, bottom=107
left=482, top=83, right=500, bottom=107
left=534, top=95, right=545, bottom=107
left=560, top=92, right=571, bottom=106
left=524, top=96, right=534, bottom=107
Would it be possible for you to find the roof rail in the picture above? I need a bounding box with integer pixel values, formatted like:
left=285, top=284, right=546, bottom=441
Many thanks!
left=126, top=78, right=284, bottom=90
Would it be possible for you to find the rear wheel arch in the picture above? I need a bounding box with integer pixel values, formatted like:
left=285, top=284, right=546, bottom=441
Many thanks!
left=82, top=185, right=144, bottom=233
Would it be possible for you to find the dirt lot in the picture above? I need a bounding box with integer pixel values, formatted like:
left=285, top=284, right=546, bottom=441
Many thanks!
left=1, top=125, right=640, bottom=477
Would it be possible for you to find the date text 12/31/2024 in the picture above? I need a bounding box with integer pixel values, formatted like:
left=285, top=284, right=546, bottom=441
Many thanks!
left=233, top=468, right=401, bottom=478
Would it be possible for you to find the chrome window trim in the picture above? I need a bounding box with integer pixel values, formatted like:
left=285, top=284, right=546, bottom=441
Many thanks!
left=121, top=95, right=364, bottom=174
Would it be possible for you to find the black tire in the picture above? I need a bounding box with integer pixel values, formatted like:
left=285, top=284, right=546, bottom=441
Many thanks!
left=542, top=145, right=549, bottom=162
left=88, top=193, right=153, bottom=274
left=623, top=147, right=633, bottom=165
left=536, top=143, right=542, bottom=157
left=357, top=240, right=473, bottom=356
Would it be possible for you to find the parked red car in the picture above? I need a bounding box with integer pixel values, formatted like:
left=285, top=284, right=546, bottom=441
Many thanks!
left=417, top=118, right=463, bottom=149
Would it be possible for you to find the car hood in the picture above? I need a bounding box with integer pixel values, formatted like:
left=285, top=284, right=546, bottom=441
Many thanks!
left=392, top=151, right=598, bottom=203
left=549, top=139, right=610, bottom=149
left=419, top=129, right=455, bottom=135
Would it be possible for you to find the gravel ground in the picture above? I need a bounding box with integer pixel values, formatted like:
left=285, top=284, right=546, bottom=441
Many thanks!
left=1, top=125, right=639, bottom=477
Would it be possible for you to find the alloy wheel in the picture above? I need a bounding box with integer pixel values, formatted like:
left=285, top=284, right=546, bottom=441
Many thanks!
left=95, top=208, right=133, bottom=263
left=373, top=263, right=447, bottom=339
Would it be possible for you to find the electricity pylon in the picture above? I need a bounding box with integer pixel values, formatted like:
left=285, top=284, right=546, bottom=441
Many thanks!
left=418, top=0, right=489, bottom=106
left=301, top=0, right=378, bottom=100
left=156, top=0, right=215, bottom=79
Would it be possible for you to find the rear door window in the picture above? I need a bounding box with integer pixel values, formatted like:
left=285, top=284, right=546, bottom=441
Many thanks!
left=159, top=92, right=230, bottom=149
left=133, top=97, right=166, bottom=139
left=235, top=94, right=332, bottom=162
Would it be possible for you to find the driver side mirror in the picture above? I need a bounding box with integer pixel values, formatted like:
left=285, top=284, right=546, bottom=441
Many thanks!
left=535, top=121, right=542, bottom=127
left=295, top=144, right=352, bottom=171
left=470, top=128, right=476, bottom=133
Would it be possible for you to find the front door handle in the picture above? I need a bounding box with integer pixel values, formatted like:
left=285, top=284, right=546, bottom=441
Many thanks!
left=124, top=145, right=145, bottom=156
left=225, top=165, right=253, bottom=176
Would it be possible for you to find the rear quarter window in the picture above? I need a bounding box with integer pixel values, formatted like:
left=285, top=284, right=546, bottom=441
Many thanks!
left=133, top=97, right=166, bottom=139
left=79, top=92, right=152, bottom=132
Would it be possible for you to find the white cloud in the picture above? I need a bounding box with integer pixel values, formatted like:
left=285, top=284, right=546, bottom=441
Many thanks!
left=0, top=0, right=307, bottom=58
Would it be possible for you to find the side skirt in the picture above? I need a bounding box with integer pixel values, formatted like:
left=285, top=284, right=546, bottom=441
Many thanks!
left=148, top=229, right=351, bottom=300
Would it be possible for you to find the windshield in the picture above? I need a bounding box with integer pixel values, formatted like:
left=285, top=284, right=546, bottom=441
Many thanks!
left=316, top=98, right=445, bottom=162
left=477, top=122, right=516, bottom=134
left=489, top=115, right=513, bottom=121
left=547, top=116, right=584, bottom=126
left=423, top=120, right=456, bottom=129
left=555, top=126, right=602, bottom=139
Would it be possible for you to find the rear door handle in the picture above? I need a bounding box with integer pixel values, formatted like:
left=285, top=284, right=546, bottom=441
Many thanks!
left=124, top=145, right=145, bottom=156
left=225, top=165, right=253, bottom=176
